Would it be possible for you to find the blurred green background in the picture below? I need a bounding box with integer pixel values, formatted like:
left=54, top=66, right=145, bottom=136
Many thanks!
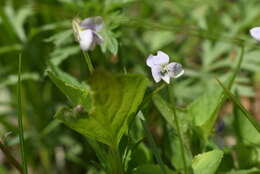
left=0, top=0, right=260, bottom=173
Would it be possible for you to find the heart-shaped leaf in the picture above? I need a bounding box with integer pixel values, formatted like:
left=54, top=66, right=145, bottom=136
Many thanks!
left=49, top=68, right=149, bottom=148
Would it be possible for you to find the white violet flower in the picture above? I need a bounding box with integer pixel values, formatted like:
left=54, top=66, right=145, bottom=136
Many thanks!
left=250, top=27, right=260, bottom=42
left=72, top=16, right=104, bottom=51
left=146, top=51, right=184, bottom=84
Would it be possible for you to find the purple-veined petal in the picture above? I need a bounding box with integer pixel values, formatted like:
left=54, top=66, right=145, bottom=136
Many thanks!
left=154, top=51, right=169, bottom=65
left=79, top=29, right=94, bottom=51
left=167, top=62, right=184, bottom=78
left=80, top=16, right=104, bottom=32
left=250, top=27, right=260, bottom=41
left=161, top=73, right=170, bottom=84
left=151, top=66, right=162, bottom=83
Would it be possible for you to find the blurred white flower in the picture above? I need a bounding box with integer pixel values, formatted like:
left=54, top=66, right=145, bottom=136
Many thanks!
left=250, top=27, right=260, bottom=42
left=146, top=51, right=184, bottom=84
left=72, top=16, right=104, bottom=51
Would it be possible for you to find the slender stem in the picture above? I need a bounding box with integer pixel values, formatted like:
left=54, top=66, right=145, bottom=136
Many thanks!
left=168, top=85, right=188, bottom=174
left=82, top=51, right=94, bottom=74
left=141, top=83, right=166, bottom=107
left=108, top=148, right=124, bottom=174
left=17, top=55, right=28, bottom=174
left=0, top=140, right=23, bottom=173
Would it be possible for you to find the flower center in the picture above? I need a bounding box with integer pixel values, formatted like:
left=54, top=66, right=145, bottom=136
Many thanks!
left=160, top=64, right=169, bottom=75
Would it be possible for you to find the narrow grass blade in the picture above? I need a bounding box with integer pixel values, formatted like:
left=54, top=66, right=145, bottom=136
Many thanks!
left=216, top=79, right=260, bottom=133
left=17, top=54, right=28, bottom=174
left=139, top=111, right=168, bottom=174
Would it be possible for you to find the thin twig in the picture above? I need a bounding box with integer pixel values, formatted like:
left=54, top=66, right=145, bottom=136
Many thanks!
left=0, top=140, right=23, bottom=173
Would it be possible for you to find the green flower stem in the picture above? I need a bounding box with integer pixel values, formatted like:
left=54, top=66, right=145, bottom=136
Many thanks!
left=142, top=83, right=166, bottom=107
left=82, top=51, right=94, bottom=74
left=168, top=85, right=188, bottom=174
left=17, top=55, right=28, bottom=174
left=88, top=140, right=124, bottom=174
left=107, top=148, right=124, bottom=174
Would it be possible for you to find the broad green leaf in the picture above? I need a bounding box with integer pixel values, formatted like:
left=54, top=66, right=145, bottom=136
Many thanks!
left=227, top=168, right=260, bottom=174
left=152, top=94, right=189, bottom=132
left=235, top=111, right=260, bottom=145
left=187, top=80, right=224, bottom=141
left=187, top=46, right=244, bottom=141
left=152, top=94, right=192, bottom=171
left=235, top=145, right=260, bottom=169
left=132, top=164, right=176, bottom=174
left=47, top=66, right=92, bottom=112
left=217, top=79, right=260, bottom=134
left=167, top=133, right=192, bottom=171
left=192, top=150, right=223, bottom=174
left=51, top=69, right=148, bottom=148
left=234, top=102, right=260, bottom=145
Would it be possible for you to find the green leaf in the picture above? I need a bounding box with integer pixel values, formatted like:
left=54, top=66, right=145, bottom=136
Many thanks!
left=234, top=106, right=260, bottom=145
left=143, top=31, right=175, bottom=51
left=105, top=0, right=135, bottom=12
left=47, top=66, right=92, bottom=112
left=50, top=46, right=80, bottom=66
left=187, top=80, right=224, bottom=141
left=187, top=46, right=244, bottom=141
left=51, top=69, right=148, bottom=148
left=217, top=79, right=260, bottom=134
left=227, top=168, right=260, bottom=174
left=0, top=73, right=40, bottom=88
left=132, top=164, right=175, bottom=174
left=192, top=150, right=223, bottom=174
left=152, top=94, right=189, bottom=132
left=3, top=3, right=33, bottom=42
left=101, top=29, right=118, bottom=56
left=152, top=94, right=192, bottom=171
left=127, top=143, right=152, bottom=172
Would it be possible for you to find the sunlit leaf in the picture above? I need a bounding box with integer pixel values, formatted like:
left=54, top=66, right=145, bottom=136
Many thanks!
left=217, top=79, right=260, bottom=134
left=47, top=65, right=92, bottom=112
left=50, top=68, right=148, bottom=148
left=192, top=150, right=223, bottom=174
left=187, top=46, right=244, bottom=141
